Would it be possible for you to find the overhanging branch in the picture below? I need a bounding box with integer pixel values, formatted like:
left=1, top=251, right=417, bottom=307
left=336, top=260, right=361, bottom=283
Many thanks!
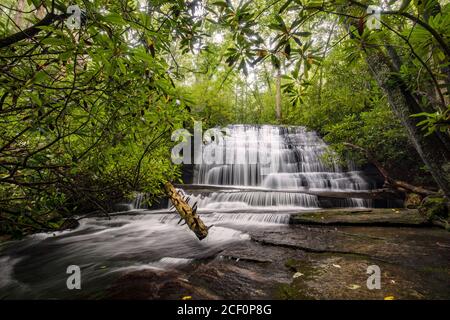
left=0, top=12, right=68, bottom=49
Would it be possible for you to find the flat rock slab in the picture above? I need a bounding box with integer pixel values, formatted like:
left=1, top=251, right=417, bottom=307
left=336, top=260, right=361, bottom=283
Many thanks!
left=105, top=223, right=450, bottom=300
left=290, top=208, right=429, bottom=227
left=275, top=253, right=449, bottom=300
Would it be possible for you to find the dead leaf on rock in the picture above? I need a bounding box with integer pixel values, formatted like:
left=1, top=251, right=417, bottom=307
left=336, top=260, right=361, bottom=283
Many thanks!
left=347, top=284, right=360, bottom=290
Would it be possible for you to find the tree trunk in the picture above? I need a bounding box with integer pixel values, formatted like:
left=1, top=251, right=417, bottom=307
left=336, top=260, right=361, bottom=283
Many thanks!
left=275, top=67, right=282, bottom=120
left=253, top=82, right=263, bottom=122
left=386, top=46, right=450, bottom=151
left=164, top=182, right=209, bottom=240
left=234, top=82, right=238, bottom=122
left=363, top=49, right=450, bottom=198
left=318, top=19, right=337, bottom=105
left=14, top=0, right=26, bottom=29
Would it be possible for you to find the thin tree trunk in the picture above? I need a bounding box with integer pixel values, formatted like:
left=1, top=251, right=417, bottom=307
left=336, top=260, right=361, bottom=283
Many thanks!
left=318, top=19, right=337, bottom=105
left=275, top=67, right=282, bottom=120
left=252, top=82, right=263, bottom=123
left=385, top=46, right=450, bottom=151
left=14, top=0, right=26, bottom=29
left=234, top=82, right=238, bottom=122
left=263, top=64, right=272, bottom=91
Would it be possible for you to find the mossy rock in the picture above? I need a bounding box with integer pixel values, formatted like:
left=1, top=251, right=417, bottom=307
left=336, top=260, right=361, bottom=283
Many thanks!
left=419, top=196, right=449, bottom=221
left=275, top=258, right=319, bottom=299
left=404, top=193, right=422, bottom=209
left=284, top=258, right=302, bottom=272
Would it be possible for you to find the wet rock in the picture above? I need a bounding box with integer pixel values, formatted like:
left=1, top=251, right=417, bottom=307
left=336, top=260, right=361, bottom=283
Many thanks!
left=106, top=269, right=218, bottom=299
left=275, top=255, right=449, bottom=300
left=405, top=193, right=422, bottom=209
left=186, top=242, right=304, bottom=299
left=234, top=225, right=449, bottom=299
left=289, top=208, right=429, bottom=227
left=252, top=225, right=450, bottom=266
left=59, top=218, right=80, bottom=230
left=100, top=222, right=450, bottom=300
left=419, top=196, right=449, bottom=221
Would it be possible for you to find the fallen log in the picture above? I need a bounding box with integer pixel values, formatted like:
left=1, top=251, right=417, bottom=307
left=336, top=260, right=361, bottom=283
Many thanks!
left=164, top=181, right=209, bottom=240
left=343, top=142, right=437, bottom=196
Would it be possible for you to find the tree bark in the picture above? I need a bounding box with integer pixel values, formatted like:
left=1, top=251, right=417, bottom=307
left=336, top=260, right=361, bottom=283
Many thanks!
left=0, top=12, right=69, bottom=49
left=164, top=182, right=209, bottom=240
left=363, top=50, right=450, bottom=198
left=275, top=67, right=282, bottom=120
left=14, top=0, right=26, bottom=29
left=318, top=19, right=337, bottom=105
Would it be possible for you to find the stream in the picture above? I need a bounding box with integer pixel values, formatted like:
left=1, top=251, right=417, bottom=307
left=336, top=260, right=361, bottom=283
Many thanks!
left=0, top=125, right=448, bottom=299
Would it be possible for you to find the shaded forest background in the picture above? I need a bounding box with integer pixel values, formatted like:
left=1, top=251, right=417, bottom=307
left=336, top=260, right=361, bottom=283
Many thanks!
left=0, top=0, right=449, bottom=237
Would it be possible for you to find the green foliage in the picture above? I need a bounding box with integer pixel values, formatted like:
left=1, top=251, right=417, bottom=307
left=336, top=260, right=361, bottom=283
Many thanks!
left=181, top=80, right=235, bottom=128
left=324, top=105, right=409, bottom=165
left=0, top=0, right=194, bottom=236
left=419, top=196, right=449, bottom=221
left=412, top=108, right=450, bottom=136
left=287, top=46, right=425, bottom=180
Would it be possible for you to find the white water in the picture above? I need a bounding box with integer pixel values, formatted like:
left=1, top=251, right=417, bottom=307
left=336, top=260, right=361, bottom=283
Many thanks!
left=0, top=213, right=255, bottom=299
left=175, top=125, right=374, bottom=211
left=0, top=125, right=377, bottom=299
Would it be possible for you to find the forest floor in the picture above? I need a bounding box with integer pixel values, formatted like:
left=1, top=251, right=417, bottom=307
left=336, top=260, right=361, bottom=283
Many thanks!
left=105, top=208, right=450, bottom=300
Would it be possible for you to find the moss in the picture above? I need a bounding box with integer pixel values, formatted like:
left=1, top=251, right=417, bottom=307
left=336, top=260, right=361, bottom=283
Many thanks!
left=284, top=258, right=301, bottom=271
left=420, top=266, right=450, bottom=274
left=419, top=196, right=449, bottom=221
left=275, top=258, right=319, bottom=300
left=404, top=193, right=422, bottom=209
left=275, top=283, right=314, bottom=300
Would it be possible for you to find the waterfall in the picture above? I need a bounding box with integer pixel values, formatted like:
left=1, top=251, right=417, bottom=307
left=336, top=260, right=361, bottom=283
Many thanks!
left=131, top=125, right=377, bottom=213
left=175, top=125, right=374, bottom=211
left=0, top=126, right=390, bottom=300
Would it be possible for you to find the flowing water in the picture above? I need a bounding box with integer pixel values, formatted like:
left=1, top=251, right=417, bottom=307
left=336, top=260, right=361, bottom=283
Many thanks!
left=0, top=125, right=378, bottom=299
left=185, top=125, right=374, bottom=210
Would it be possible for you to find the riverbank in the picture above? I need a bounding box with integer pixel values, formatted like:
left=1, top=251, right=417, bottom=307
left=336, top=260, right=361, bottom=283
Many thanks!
left=104, top=209, right=450, bottom=300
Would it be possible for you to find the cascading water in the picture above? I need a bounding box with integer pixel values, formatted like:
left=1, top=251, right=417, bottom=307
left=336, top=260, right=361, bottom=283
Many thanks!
left=178, top=125, right=374, bottom=212
left=0, top=125, right=382, bottom=299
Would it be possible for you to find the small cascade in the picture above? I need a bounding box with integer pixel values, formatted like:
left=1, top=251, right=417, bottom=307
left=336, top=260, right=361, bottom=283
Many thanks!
left=0, top=126, right=400, bottom=300
left=184, top=191, right=320, bottom=210
left=157, top=212, right=291, bottom=225
left=132, top=193, right=145, bottom=210
left=209, top=213, right=291, bottom=224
